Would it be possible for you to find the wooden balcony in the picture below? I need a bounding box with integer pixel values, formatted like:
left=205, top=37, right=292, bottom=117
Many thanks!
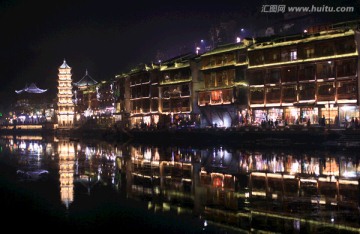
left=317, top=95, right=335, bottom=102
left=337, top=93, right=357, bottom=100
left=250, top=99, right=264, bottom=104
left=282, top=97, right=297, bottom=103
left=266, top=98, right=281, bottom=104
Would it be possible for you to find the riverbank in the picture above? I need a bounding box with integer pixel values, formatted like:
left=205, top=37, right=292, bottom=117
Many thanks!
left=70, top=125, right=354, bottom=149
left=121, top=125, right=344, bottom=148
left=2, top=124, right=360, bottom=149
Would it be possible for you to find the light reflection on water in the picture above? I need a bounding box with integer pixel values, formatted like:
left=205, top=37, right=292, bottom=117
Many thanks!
left=1, top=135, right=360, bottom=233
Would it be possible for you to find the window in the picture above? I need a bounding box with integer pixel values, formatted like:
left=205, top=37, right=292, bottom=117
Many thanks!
left=181, top=85, right=190, bottom=96
left=162, top=87, right=170, bottom=98
left=290, top=50, right=297, bottom=60
left=222, top=54, right=227, bottom=64
left=151, top=100, right=158, bottom=112
left=222, top=89, right=233, bottom=103
left=282, top=86, right=297, bottom=102
left=249, top=51, right=264, bottom=65
left=217, top=74, right=224, bottom=87
left=250, top=88, right=264, bottom=103
left=235, top=69, right=246, bottom=82
left=210, top=73, right=216, bottom=87
left=299, top=83, right=315, bottom=100
left=338, top=81, right=357, bottom=95
left=316, top=61, right=334, bottom=79
left=281, top=49, right=289, bottom=61
left=337, top=59, right=356, bottom=77
left=318, top=83, right=335, bottom=96
left=210, top=57, right=216, bottom=66
left=266, top=69, right=281, bottom=84
left=266, top=87, right=281, bottom=103
left=315, top=42, right=334, bottom=57
left=298, top=65, right=315, bottom=81
left=217, top=71, right=228, bottom=86
left=298, top=45, right=315, bottom=59
left=305, top=47, right=314, bottom=58
left=162, top=100, right=169, bottom=110
left=205, top=73, right=216, bottom=88
left=237, top=52, right=247, bottom=63
left=335, top=37, right=356, bottom=54
left=265, top=49, right=280, bottom=63
left=202, top=57, right=210, bottom=68
left=198, top=92, right=210, bottom=105
left=248, top=70, right=265, bottom=86
left=211, top=90, right=222, bottom=104
left=151, top=86, right=159, bottom=97
left=282, top=66, right=297, bottom=83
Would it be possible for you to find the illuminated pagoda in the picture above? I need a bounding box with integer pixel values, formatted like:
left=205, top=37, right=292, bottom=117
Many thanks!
left=57, top=59, right=75, bottom=129
left=73, top=69, right=98, bottom=120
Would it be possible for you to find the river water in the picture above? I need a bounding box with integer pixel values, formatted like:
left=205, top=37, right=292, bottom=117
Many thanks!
left=0, top=134, right=359, bottom=233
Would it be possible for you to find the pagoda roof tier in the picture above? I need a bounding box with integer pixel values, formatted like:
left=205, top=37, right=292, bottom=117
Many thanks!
left=73, top=69, right=98, bottom=87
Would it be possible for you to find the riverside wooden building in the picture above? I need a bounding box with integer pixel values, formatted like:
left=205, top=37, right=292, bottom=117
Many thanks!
left=247, top=26, right=359, bottom=127
left=107, top=21, right=360, bottom=129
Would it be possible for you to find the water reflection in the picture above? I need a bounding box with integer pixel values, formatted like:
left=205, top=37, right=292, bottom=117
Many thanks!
left=1, top=134, right=360, bottom=233
left=58, top=139, right=75, bottom=208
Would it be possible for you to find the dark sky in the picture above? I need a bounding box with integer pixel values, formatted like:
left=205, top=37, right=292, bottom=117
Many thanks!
left=0, top=0, right=254, bottom=105
left=0, top=0, right=359, bottom=109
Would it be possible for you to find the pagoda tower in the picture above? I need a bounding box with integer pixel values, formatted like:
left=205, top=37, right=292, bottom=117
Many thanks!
left=57, top=59, right=75, bottom=128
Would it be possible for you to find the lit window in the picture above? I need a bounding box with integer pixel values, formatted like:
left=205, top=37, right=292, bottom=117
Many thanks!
left=290, top=50, right=297, bottom=60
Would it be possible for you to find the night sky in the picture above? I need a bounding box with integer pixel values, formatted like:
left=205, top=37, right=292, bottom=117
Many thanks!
left=0, top=0, right=359, bottom=109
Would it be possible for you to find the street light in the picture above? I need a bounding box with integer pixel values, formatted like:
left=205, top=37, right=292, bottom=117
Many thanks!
left=196, top=47, right=201, bottom=55
left=200, top=39, right=205, bottom=51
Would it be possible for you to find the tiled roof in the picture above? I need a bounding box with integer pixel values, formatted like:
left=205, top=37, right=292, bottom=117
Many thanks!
left=15, top=83, right=47, bottom=94
left=73, top=69, right=98, bottom=87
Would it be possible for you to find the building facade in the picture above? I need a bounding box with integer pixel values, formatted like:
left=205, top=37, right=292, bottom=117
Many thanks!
left=159, top=53, right=199, bottom=128
left=108, top=23, right=360, bottom=129
left=197, top=40, right=251, bottom=127
left=128, top=64, right=160, bottom=128
left=113, top=73, right=130, bottom=128
left=247, top=27, right=359, bottom=127
left=73, top=70, right=99, bottom=125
